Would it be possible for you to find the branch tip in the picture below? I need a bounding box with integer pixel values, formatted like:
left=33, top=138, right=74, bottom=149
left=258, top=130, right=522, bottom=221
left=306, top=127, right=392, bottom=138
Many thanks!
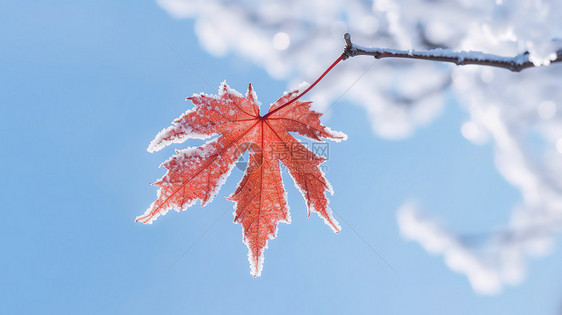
left=341, top=33, right=354, bottom=60
left=344, top=33, right=351, bottom=43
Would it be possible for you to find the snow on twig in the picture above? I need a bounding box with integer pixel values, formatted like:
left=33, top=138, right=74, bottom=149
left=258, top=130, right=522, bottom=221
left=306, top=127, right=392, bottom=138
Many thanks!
left=341, top=33, right=562, bottom=72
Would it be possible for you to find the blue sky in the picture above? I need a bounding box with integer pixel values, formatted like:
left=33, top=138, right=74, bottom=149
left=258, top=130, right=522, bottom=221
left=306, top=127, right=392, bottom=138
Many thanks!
left=1, top=1, right=561, bottom=314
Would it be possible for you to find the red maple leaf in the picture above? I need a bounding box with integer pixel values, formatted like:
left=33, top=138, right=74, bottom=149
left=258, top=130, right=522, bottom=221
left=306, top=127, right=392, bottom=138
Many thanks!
left=136, top=81, right=346, bottom=277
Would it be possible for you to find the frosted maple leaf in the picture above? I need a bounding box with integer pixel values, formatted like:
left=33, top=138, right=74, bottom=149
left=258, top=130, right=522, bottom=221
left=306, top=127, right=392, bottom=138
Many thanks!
left=136, top=81, right=346, bottom=276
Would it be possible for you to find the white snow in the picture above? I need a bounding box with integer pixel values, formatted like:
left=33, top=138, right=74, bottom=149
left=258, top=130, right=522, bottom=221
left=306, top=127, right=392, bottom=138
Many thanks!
left=273, top=32, right=290, bottom=50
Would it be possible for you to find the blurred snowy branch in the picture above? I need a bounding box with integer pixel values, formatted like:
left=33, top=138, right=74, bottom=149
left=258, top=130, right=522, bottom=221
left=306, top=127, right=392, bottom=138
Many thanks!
left=398, top=203, right=560, bottom=294
left=157, top=0, right=562, bottom=294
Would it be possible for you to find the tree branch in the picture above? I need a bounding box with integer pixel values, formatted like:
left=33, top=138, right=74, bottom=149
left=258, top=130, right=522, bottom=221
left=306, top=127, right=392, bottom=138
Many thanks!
left=341, top=33, right=562, bottom=72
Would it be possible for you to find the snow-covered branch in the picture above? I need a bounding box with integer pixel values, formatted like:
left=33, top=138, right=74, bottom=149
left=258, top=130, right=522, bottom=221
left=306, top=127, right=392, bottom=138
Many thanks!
left=342, top=33, right=562, bottom=72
